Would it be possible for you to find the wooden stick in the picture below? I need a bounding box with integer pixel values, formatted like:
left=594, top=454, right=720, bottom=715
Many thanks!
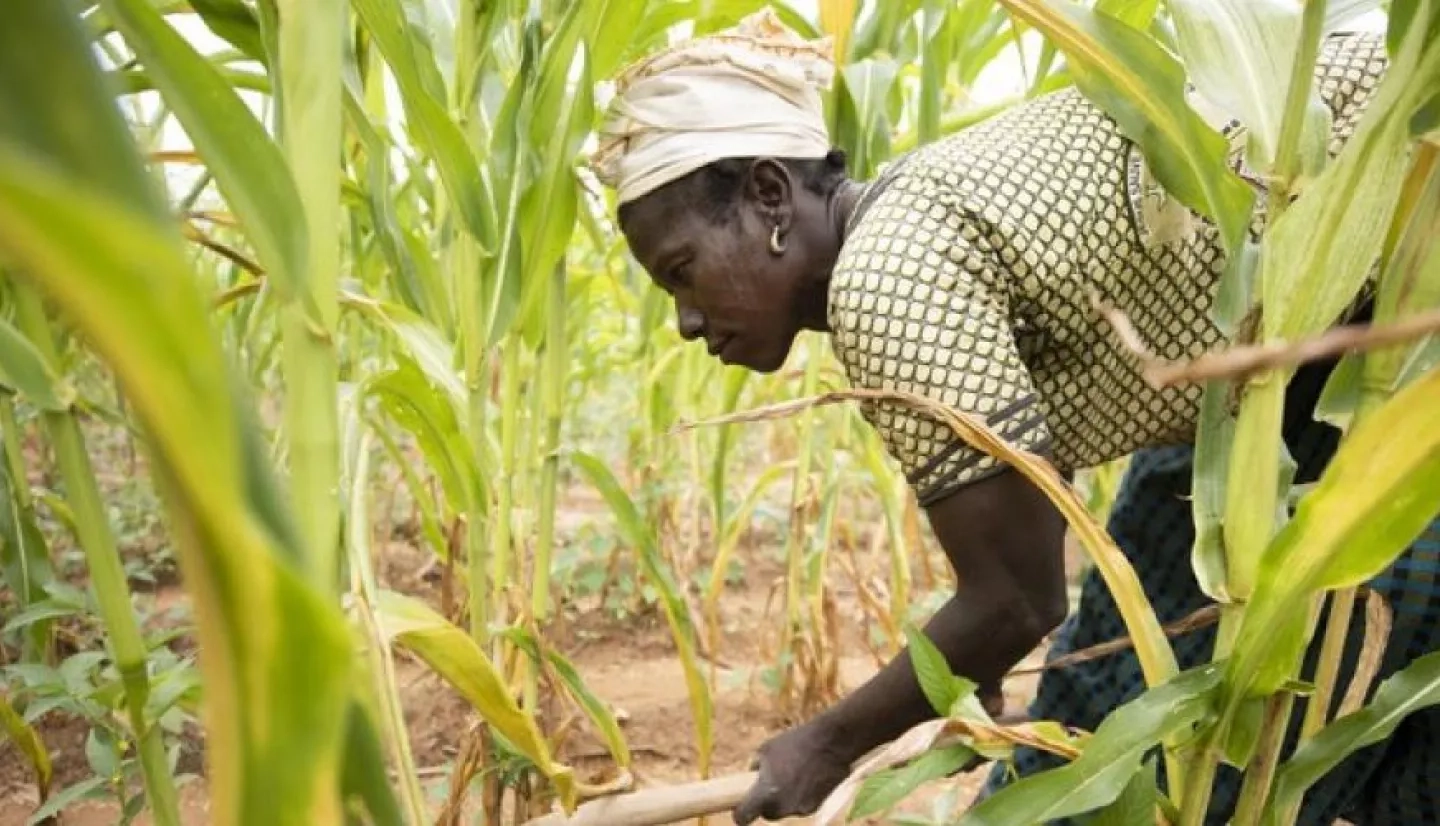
left=1091, top=295, right=1440, bottom=388
left=523, top=772, right=757, bottom=826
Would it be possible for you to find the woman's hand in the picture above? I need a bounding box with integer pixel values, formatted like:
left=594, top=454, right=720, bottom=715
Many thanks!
left=733, top=721, right=854, bottom=825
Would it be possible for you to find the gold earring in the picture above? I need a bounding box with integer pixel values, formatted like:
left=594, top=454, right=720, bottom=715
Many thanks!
left=769, top=225, right=786, bottom=255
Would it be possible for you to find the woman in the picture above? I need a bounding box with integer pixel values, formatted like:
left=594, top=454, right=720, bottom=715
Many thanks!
left=591, top=10, right=1435, bottom=824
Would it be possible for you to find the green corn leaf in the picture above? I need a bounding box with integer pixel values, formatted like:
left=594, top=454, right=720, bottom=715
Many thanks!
left=999, top=0, right=1255, bottom=254
left=1079, top=758, right=1158, bottom=826
left=341, top=290, right=465, bottom=407
left=573, top=451, right=714, bottom=775
left=903, top=624, right=976, bottom=718
left=1320, top=146, right=1440, bottom=428
left=850, top=744, right=976, bottom=821
left=1362, top=146, right=1440, bottom=394
left=370, top=420, right=451, bottom=559
left=1188, top=380, right=1234, bottom=601
left=112, top=64, right=273, bottom=96
left=587, top=0, right=649, bottom=80
left=0, top=439, right=54, bottom=654
left=26, top=774, right=109, bottom=825
left=917, top=0, right=949, bottom=146
left=1168, top=0, right=1331, bottom=175
left=639, top=0, right=821, bottom=44
left=821, top=0, right=860, bottom=62
left=1, top=600, right=82, bottom=638
left=1227, top=364, right=1440, bottom=701
left=0, top=316, right=72, bottom=411
left=1316, top=349, right=1366, bottom=430
left=953, top=3, right=1016, bottom=88
left=1221, top=694, right=1266, bottom=767
left=479, top=30, right=536, bottom=347
left=352, top=0, right=490, bottom=242
left=833, top=58, right=900, bottom=180
left=532, top=1, right=589, bottom=130
left=516, top=45, right=594, bottom=345
left=1262, top=11, right=1440, bottom=342
left=189, top=0, right=269, bottom=65
left=707, top=460, right=795, bottom=606
left=0, top=689, right=52, bottom=803
left=708, top=366, right=752, bottom=527
left=100, top=0, right=309, bottom=299
left=341, top=86, right=437, bottom=324
left=0, top=0, right=168, bottom=222
left=365, top=362, right=483, bottom=519
left=1395, top=337, right=1440, bottom=388
left=500, top=624, right=633, bottom=770
left=374, top=589, right=578, bottom=808
left=338, top=700, right=405, bottom=826
left=1388, top=0, right=1440, bottom=57
left=1095, top=0, right=1160, bottom=30
left=545, top=647, right=633, bottom=770
left=1266, top=650, right=1440, bottom=825
left=1221, top=378, right=1287, bottom=598
left=0, top=59, right=360, bottom=826
left=961, top=665, right=1221, bottom=825
left=848, top=0, right=922, bottom=61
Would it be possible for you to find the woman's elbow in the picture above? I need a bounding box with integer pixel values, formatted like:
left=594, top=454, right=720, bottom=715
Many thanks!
left=1032, top=587, right=1070, bottom=638
left=1012, top=582, right=1068, bottom=647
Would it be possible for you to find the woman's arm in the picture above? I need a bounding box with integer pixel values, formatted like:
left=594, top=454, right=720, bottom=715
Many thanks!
left=733, top=467, right=1068, bottom=824
left=813, top=467, right=1068, bottom=759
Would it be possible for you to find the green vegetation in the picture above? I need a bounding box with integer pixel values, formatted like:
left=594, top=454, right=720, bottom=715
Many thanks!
left=0, top=1, right=1435, bottom=825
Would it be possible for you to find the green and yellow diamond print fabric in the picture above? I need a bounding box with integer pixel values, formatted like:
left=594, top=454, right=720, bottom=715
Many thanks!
left=827, top=32, right=1388, bottom=506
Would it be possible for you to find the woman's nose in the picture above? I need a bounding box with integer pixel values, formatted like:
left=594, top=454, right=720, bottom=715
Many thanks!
left=676, top=306, right=705, bottom=341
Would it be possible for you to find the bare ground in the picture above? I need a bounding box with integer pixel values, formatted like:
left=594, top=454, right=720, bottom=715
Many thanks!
left=0, top=501, right=1069, bottom=826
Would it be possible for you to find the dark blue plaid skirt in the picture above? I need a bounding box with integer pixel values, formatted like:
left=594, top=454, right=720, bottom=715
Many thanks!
left=981, top=360, right=1440, bottom=825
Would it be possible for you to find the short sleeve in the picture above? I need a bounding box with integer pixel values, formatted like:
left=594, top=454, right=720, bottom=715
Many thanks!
left=829, top=179, right=1053, bottom=506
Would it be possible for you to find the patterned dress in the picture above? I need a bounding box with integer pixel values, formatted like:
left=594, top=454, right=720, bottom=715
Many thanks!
left=828, top=32, right=1387, bottom=504
left=827, top=31, right=1439, bottom=824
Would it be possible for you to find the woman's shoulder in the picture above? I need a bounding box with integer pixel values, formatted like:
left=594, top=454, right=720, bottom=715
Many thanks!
left=847, top=87, right=1130, bottom=230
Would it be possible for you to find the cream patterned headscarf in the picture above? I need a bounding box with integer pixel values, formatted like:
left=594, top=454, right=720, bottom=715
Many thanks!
left=590, top=9, right=836, bottom=205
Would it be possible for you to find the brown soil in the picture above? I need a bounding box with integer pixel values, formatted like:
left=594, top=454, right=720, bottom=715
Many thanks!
left=0, top=512, right=1069, bottom=826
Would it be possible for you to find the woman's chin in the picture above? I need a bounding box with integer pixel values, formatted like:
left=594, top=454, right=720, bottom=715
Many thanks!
left=727, top=343, right=790, bottom=374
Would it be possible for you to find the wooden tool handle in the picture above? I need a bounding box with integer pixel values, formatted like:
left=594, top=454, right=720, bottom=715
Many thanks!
left=523, top=772, right=758, bottom=826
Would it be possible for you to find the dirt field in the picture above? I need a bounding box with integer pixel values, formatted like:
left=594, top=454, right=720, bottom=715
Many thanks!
left=0, top=508, right=1060, bottom=826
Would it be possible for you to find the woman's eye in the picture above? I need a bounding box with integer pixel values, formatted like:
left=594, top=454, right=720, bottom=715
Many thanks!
left=670, top=267, right=690, bottom=289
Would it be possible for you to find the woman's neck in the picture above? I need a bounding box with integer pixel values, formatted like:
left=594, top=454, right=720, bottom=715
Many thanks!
left=800, top=178, right=867, bottom=333
left=830, top=178, right=867, bottom=244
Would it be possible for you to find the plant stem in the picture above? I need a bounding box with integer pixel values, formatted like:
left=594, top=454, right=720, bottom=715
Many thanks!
left=918, top=0, right=943, bottom=147
left=1281, top=142, right=1440, bottom=824
left=528, top=260, right=567, bottom=711
left=0, top=392, right=54, bottom=662
left=1222, top=378, right=1286, bottom=601
left=492, top=335, right=523, bottom=655
left=1177, top=727, right=1221, bottom=826
left=277, top=0, right=344, bottom=591
left=14, top=286, right=180, bottom=826
left=451, top=0, right=494, bottom=652
left=780, top=335, right=824, bottom=704
left=1204, top=6, right=1326, bottom=820
left=1267, top=0, right=1328, bottom=222
left=345, top=431, right=428, bottom=825
left=1232, top=692, right=1294, bottom=826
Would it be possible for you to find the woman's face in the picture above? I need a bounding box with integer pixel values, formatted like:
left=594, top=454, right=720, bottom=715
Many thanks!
left=619, top=161, right=825, bottom=374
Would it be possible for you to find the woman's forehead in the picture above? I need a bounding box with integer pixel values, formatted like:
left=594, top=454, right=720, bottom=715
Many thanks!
left=623, top=195, right=702, bottom=251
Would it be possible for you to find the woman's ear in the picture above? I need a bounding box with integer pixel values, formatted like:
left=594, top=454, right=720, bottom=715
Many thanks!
left=746, top=158, right=795, bottom=233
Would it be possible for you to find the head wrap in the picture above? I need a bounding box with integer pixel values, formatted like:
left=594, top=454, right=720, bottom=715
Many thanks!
left=590, top=8, right=836, bottom=205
